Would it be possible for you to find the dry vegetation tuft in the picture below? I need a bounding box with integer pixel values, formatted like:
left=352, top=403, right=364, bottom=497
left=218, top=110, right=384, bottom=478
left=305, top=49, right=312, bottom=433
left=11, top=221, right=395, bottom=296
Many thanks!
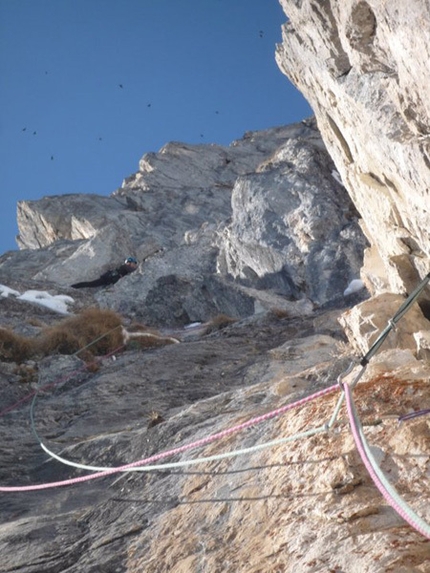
left=204, top=314, right=237, bottom=333
left=0, top=308, right=124, bottom=363
left=269, top=307, right=290, bottom=319
left=147, top=410, right=165, bottom=429
left=0, top=328, right=36, bottom=363
left=39, top=308, right=123, bottom=358
left=0, top=308, right=182, bottom=365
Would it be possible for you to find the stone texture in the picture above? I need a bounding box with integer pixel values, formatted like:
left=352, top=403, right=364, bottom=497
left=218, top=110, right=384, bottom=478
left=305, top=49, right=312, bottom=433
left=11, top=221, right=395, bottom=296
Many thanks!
left=217, top=133, right=367, bottom=304
left=338, top=292, right=430, bottom=358
left=16, top=194, right=126, bottom=250
left=16, top=125, right=313, bottom=253
left=4, top=122, right=368, bottom=325
left=276, top=0, right=430, bottom=306
left=2, top=300, right=429, bottom=572
left=414, top=330, right=430, bottom=362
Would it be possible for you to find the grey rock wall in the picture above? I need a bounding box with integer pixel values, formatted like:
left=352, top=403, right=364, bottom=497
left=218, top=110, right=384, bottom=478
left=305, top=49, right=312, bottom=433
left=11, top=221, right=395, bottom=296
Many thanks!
left=6, top=122, right=367, bottom=325
left=217, top=133, right=367, bottom=304
left=276, top=0, right=430, bottom=307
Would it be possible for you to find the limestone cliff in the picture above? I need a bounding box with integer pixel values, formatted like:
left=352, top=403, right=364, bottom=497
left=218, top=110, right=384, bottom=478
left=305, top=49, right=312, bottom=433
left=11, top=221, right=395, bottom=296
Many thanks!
left=276, top=0, right=430, bottom=309
left=0, top=3, right=430, bottom=571
left=8, top=122, right=367, bottom=324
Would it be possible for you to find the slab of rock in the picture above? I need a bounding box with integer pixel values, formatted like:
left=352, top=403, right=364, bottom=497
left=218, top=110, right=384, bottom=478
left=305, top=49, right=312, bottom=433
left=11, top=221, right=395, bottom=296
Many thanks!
left=16, top=194, right=126, bottom=250
left=276, top=0, right=430, bottom=307
left=338, top=292, right=430, bottom=357
left=0, top=277, right=429, bottom=572
left=217, top=135, right=367, bottom=304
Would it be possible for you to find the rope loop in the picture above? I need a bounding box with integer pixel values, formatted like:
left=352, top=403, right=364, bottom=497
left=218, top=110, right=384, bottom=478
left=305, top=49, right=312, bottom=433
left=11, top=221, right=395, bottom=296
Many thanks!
left=336, top=360, right=355, bottom=390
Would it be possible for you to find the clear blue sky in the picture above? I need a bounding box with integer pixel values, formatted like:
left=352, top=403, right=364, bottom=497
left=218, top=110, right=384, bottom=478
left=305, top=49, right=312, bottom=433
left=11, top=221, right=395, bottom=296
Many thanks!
left=0, top=0, right=312, bottom=253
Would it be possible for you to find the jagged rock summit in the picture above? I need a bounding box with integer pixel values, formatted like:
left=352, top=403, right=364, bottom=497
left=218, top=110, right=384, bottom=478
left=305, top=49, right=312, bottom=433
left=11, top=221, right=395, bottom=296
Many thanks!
left=3, top=120, right=367, bottom=326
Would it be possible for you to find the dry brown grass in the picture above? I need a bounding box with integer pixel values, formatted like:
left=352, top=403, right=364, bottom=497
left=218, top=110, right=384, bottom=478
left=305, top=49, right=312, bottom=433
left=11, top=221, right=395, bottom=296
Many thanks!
left=0, top=308, right=181, bottom=365
left=84, top=361, right=101, bottom=373
left=39, top=308, right=123, bottom=358
left=147, top=410, right=165, bottom=429
left=0, top=328, right=36, bottom=363
left=269, top=307, right=290, bottom=319
left=0, top=308, right=124, bottom=363
left=204, top=314, right=237, bottom=333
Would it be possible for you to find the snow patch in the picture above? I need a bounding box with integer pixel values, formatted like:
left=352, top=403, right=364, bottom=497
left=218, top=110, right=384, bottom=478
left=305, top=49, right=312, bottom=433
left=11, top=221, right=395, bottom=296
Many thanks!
left=1, top=283, right=75, bottom=314
left=0, top=284, right=20, bottom=298
left=184, top=322, right=202, bottom=329
left=343, top=279, right=365, bottom=296
left=17, top=290, right=74, bottom=314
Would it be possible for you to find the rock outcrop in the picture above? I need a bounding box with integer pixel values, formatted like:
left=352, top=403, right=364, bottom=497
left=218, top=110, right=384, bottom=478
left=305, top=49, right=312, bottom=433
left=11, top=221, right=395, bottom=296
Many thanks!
left=217, top=132, right=365, bottom=304
left=276, top=0, right=430, bottom=310
left=7, top=121, right=367, bottom=326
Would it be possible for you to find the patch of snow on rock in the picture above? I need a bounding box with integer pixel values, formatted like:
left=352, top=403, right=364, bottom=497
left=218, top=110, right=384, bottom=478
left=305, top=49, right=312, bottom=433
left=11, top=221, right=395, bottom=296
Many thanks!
left=343, top=279, right=365, bottom=296
left=17, top=290, right=74, bottom=314
left=0, top=284, right=20, bottom=298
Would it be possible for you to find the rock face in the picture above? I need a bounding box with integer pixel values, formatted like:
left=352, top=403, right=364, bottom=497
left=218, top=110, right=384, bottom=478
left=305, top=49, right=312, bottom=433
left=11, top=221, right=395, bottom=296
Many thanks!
left=339, top=292, right=430, bottom=358
left=218, top=133, right=365, bottom=304
left=0, top=295, right=429, bottom=572
left=276, top=0, right=430, bottom=309
left=8, top=121, right=367, bottom=326
left=1, top=8, right=430, bottom=569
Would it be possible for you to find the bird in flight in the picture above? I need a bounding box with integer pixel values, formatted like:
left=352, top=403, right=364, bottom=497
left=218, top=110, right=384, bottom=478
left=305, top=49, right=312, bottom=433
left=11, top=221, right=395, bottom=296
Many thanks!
left=51, top=155, right=54, bottom=161
left=259, top=30, right=264, bottom=38
left=22, top=128, right=27, bottom=132
left=118, top=83, right=123, bottom=89
left=33, top=131, right=37, bottom=135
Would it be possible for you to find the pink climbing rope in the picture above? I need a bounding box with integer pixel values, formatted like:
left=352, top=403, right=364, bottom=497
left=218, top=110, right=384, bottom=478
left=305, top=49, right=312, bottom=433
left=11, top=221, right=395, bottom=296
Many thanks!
left=0, top=383, right=339, bottom=492
left=344, top=382, right=430, bottom=540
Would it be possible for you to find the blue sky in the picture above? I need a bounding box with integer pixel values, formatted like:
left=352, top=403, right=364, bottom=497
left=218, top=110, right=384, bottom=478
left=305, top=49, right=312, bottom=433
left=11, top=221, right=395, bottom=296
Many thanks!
left=0, top=0, right=312, bottom=253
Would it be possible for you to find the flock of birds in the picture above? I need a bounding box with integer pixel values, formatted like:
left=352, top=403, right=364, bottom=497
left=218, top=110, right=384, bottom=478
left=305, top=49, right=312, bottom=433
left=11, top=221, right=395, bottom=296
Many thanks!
left=20, top=82, right=224, bottom=158
left=19, top=80, right=154, bottom=162
left=20, top=29, right=265, bottom=161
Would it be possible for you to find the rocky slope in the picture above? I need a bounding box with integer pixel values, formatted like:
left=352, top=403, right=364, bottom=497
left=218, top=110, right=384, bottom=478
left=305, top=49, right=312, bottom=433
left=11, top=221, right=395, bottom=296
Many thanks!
left=1, top=294, right=429, bottom=572
left=4, top=120, right=366, bottom=325
left=0, top=2, right=430, bottom=571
